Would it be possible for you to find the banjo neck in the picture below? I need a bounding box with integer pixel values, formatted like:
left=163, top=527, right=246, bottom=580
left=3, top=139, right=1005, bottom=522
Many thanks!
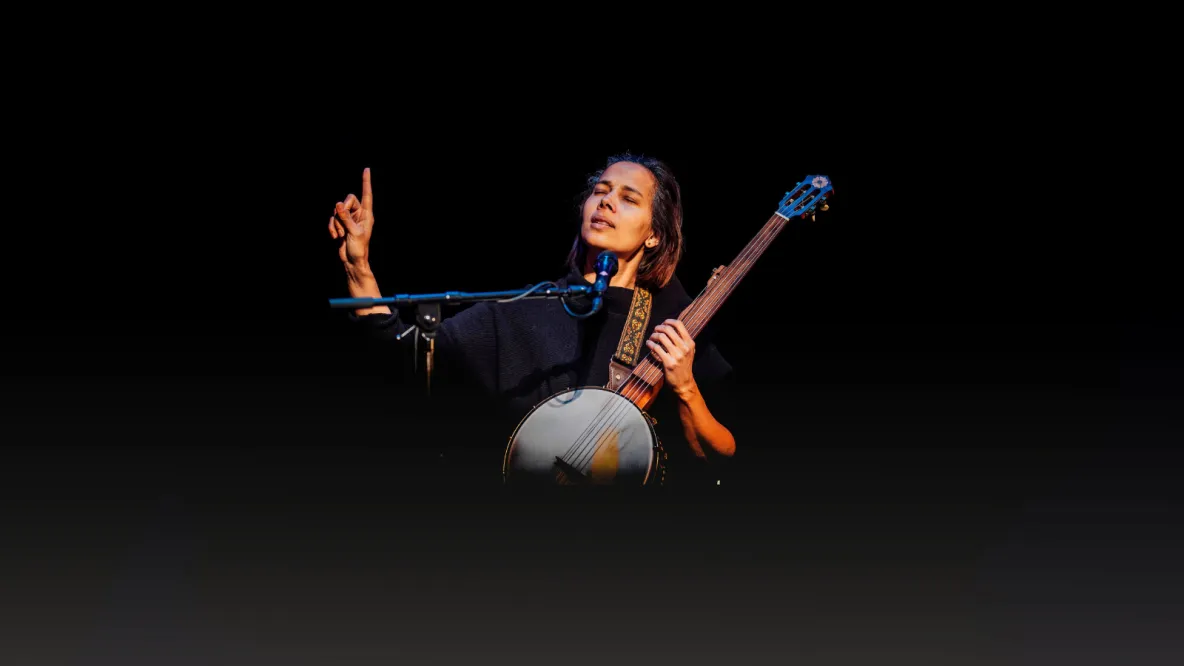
left=615, top=176, right=834, bottom=409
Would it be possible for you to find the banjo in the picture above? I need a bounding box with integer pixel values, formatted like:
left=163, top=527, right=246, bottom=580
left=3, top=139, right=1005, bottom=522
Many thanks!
left=502, top=175, right=834, bottom=486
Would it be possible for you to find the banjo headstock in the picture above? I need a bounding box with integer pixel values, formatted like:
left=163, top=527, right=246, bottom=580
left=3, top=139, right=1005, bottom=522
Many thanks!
left=777, top=175, right=833, bottom=221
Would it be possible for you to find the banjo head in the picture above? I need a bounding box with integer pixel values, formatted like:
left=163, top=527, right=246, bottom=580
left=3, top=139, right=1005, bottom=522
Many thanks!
left=504, top=387, right=660, bottom=486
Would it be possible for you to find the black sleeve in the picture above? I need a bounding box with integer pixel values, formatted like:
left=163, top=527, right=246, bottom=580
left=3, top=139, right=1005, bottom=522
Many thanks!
left=347, top=301, right=500, bottom=392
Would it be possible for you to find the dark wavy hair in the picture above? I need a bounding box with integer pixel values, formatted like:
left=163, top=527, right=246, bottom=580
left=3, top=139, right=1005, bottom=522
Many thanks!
left=566, top=152, right=685, bottom=290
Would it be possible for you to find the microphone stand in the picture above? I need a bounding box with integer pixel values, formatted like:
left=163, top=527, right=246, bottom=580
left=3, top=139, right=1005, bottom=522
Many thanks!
left=329, top=281, right=606, bottom=395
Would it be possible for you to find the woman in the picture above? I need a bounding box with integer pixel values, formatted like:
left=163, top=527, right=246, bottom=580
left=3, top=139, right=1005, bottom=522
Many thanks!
left=329, top=153, right=737, bottom=486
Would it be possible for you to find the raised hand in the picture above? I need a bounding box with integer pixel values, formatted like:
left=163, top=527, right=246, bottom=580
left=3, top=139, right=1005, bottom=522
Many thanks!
left=328, top=168, right=389, bottom=315
left=328, top=168, right=375, bottom=268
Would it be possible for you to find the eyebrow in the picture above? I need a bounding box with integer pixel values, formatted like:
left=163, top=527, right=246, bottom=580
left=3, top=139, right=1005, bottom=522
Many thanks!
left=596, top=179, right=646, bottom=198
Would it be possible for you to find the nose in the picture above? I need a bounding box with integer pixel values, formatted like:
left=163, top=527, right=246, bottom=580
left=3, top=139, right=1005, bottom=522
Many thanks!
left=598, top=192, right=615, bottom=212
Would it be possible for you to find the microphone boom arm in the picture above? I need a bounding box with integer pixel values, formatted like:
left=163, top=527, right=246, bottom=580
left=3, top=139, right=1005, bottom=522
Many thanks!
left=329, top=252, right=620, bottom=385
left=328, top=283, right=596, bottom=309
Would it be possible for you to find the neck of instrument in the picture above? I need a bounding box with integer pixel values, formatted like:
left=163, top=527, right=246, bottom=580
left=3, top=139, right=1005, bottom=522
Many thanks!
left=622, top=211, right=792, bottom=394
left=680, top=210, right=790, bottom=337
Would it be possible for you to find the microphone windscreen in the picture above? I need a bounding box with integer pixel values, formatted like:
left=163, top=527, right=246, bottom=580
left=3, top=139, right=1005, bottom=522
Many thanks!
left=595, top=250, right=618, bottom=276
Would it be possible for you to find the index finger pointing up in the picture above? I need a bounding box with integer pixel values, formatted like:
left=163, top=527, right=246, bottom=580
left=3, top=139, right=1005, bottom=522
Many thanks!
left=361, top=167, right=373, bottom=212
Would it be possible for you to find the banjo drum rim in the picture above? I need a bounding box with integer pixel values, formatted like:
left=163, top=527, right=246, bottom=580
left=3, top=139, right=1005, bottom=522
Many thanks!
left=502, top=385, right=663, bottom=486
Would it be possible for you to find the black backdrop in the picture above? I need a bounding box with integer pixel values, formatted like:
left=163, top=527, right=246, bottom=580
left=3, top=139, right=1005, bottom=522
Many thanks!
left=1, top=73, right=1180, bottom=664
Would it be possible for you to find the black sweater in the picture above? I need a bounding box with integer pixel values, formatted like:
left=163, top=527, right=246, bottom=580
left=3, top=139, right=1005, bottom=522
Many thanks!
left=351, top=268, right=738, bottom=486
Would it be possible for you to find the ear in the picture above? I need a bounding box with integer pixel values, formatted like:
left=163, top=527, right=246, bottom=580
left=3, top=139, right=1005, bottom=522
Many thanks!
left=645, top=235, right=659, bottom=248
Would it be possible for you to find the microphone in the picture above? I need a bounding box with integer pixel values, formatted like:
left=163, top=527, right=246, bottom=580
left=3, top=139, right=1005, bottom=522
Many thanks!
left=584, top=250, right=618, bottom=317
left=562, top=250, right=618, bottom=318
left=591, top=250, right=618, bottom=296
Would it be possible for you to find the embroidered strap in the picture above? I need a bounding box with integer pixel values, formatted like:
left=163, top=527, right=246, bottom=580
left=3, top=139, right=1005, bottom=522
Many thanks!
left=614, top=286, right=653, bottom=365
left=605, top=286, right=652, bottom=391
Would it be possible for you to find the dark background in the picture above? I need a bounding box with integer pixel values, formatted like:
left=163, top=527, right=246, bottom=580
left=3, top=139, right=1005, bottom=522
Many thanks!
left=1, top=67, right=1179, bottom=664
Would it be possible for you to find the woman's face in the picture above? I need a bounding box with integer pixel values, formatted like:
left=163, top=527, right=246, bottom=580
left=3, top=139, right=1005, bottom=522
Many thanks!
left=580, top=161, right=658, bottom=260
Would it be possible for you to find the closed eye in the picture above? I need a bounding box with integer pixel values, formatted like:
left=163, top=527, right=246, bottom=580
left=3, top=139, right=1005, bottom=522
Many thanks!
left=594, top=180, right=643, bottom=205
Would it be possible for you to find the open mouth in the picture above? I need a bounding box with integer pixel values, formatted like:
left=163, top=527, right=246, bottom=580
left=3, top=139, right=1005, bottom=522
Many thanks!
left=591, top=215, right=615, bottom=229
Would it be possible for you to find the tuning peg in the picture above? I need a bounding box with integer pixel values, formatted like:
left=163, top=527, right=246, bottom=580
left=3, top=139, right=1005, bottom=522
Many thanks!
left=821, top=203, right=829, bottom=211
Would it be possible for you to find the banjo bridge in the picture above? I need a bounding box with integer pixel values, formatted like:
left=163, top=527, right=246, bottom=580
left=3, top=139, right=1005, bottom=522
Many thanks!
left=553, top=456, right=588, bottom=484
